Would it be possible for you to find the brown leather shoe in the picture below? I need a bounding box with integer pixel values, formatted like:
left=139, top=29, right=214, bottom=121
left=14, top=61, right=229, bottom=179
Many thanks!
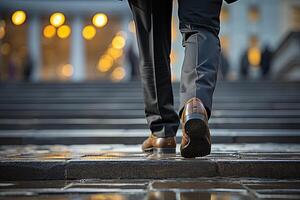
left=142, top=133, right=176, bottom=154
left=180, top=97, right=211, bottom=158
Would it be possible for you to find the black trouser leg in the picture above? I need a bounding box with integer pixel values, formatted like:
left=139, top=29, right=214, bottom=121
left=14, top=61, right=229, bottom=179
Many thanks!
left=177, top=0, right=222, bottom=119
left=128, top=0, right=180, bottom=137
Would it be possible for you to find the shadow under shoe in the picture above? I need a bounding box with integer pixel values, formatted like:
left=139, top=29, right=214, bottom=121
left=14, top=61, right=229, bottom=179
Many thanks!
left=180, top=97, right=211, bottom=158
left=142, top=133, right=176, bottom=154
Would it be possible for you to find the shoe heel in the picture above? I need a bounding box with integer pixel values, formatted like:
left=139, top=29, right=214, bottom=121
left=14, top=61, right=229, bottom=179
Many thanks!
left=184, top=113, right=207, bottom=137
left=181, top=112, right=211, bottom=158
left=153, top=148, right=176, bottom=154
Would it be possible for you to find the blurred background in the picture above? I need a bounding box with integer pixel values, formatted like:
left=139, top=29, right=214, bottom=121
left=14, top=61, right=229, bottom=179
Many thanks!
left=0, top=0, right=299, bottom=83
left=0, top=0, right=299, bottom=132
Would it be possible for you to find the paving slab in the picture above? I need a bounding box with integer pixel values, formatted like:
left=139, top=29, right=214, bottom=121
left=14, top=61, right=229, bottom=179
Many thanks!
left=0, top=144, right=300, bottom=180
left=1, top=178, right=300, bottom=199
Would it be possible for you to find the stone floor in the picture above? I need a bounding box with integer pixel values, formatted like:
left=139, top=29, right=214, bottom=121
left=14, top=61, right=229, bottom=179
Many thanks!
left=1, top=144, right=300, bottom=199
left=1, top=178, right=300, bottom=199
left=1, top=144, right=300, bottom=181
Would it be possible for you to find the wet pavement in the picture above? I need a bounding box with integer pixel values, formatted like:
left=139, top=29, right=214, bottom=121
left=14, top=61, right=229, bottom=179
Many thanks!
left=1, top=144, right=300, bottom=199
left=1, top=178, right=300, bottom=199
left=1, top=144, right=300, bottom=180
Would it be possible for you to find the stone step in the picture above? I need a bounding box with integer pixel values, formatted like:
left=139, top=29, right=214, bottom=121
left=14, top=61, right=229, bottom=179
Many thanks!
left=0, top=129, right=300, bottom=145
left=0, top=144, right=300, bottom=180
left=1, top=81, right=299, bottom=130
left=0, top=118, right=299, bottom=129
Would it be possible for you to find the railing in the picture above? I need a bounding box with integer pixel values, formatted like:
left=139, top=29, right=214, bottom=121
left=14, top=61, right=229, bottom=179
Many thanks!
left=271, top=32, right=300, bottom=80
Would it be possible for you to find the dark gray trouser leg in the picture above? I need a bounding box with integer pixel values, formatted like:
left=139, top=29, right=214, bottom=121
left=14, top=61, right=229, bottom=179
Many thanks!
left=178, top=28, right=221, bottom=119
left=128, top=0, right=180, bottom=137
left=177, top=0, right=222, bottom=120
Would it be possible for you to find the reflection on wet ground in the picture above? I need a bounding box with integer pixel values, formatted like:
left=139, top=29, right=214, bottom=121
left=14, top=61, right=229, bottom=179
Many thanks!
left=1, top=143, right=300, bottom=161
left=1, top=178, right=300, bottom=199
left=1, top=144, right=300, bottom=199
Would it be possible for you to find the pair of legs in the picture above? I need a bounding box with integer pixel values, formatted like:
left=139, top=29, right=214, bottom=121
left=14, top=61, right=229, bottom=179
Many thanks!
left=128, top=0, right=222, bottom=138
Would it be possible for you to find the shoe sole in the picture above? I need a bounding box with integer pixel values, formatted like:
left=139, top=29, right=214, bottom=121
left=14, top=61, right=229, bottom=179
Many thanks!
left=181, top=113, right=211, bottom=158
left=143, top=147, right=176, bottom=154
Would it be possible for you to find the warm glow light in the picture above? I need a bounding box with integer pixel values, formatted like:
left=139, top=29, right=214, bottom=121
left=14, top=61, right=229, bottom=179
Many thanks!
left=171, top=17, right=177, bottom=41
left=111, top=67, right=126, bottom=81
left=82, top=25, right=96, bottom=40
left=11, top=10, right=26, bottom=26
left=220, top=7, right=230, bottom=22
left=0, top=26, right=5, bottom=39
left=248, top=6, right=260, bottom=23
left=98, top=55, right=114, bottom=72
left=0, top=20, right=5, bottom=39
left=107, top=47, right=123, bottom=59
left=128, top=20, right=135, bottom=33
left=170, top=51, right=176, bottom=64
left=90, top=194, right=124, bottom=200
left=248, top=47, right=261, bottom=66
left=0, top=43, right=10, bottom=55
left=171, top=73, right=176, bottom=82
left=92, top=13, right=108, bottom=28
left=43, top=25, right=56, bottom=38
left=57, top=25, right=71, bottom=39
left=61, top=64, right=73, bottom=77
left=50, top=12, right=65, bottom=27
left=112, top=35, right=126, bottom=49
left=220, top=35, right=230, bottom=54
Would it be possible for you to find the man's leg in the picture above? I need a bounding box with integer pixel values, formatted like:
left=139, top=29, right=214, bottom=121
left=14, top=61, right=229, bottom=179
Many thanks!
left=128, top=0, right=180, bottom=138
left=177, top=0, right=222, bottom=119
left=177, top=0, right=222, bottom=158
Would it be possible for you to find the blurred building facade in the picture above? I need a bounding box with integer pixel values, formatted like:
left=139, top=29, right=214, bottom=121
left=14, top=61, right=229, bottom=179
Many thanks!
left=218, top=0, right=300, bottom=80
left=0, top=0, right=299, bottom=82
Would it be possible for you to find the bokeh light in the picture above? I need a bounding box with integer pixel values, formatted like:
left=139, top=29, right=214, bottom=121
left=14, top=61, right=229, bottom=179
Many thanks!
left=248, top=6, right=260, bottom=23
left=43, top=25, right=56, bottom=39
left=170, top=51, right=176, bottom=64
left=0, top=20, right=5, bottom=39
left=92, top=13, right=108, bottom=28
left=0, top=26, right=5, bottom=39
left=57, top=25, right=71, bottom=39
left=107, top=47, right=123, bottom=60
left=128, top=20, right=136, bottom=33
left=82, top=25, right=96, bottom=40
left=0, top=43, right=10, bottom=55
left=50, top=12, right=65, bottom=27
left=111, top=66, right=126, bottom=81
left=98, top=55, right=114, bottom=72
left=61, top=64, right=73, bottom=77
left=171, top=17, right=177, bottom=41
left=11, top=10, right=26, bottom=26
left=171, top=73, right=176, bottom=82
left=248, top=47, right=261, bottom=66
left=220, top=7, right=230, bottom=22
left=112, top=35, right=126, bottom=49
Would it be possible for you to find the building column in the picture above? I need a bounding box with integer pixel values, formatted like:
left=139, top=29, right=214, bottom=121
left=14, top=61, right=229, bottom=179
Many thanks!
left=70, top=16, right=85, bottom=81
left=28, top=14, right=42, bottom=82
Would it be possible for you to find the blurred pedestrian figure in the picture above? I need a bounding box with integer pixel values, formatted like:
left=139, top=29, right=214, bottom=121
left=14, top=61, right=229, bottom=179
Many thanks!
left=219, top=52, right=230, bottom=80
left=260, top=45, right=272, bottom=79
left=127, top=0, right=239, bottom=158
left=240, top=50, right=249, bottom=80
left=8, top=56, right=17, bottom=81
left=23, top=54, right=33, bottom=82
